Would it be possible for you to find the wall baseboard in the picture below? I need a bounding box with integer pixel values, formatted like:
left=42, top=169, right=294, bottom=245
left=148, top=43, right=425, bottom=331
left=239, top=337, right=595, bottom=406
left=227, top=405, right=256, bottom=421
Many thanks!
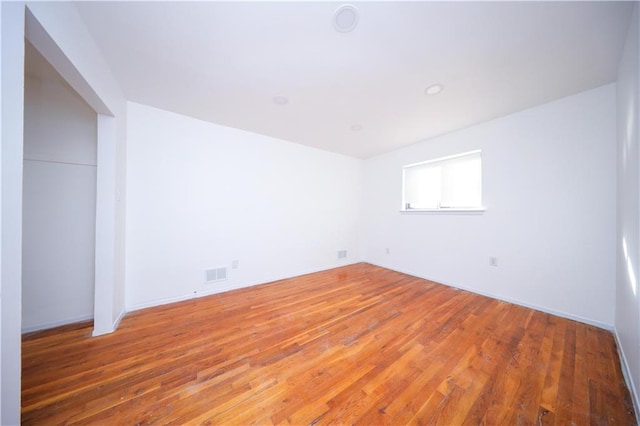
left=365, top=261, right=614, bottom=331
left=22, top=314, right=94, bottom=334
left=613, top=330, right=640, bottom=420
left=112, top=309, right=126, bottom=331
left=126, top=260, right=361, bottom=313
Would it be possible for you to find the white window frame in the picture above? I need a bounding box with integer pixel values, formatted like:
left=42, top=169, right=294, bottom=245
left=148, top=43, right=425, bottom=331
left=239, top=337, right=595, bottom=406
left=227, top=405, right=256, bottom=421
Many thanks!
left=401, top=150, right=486, bottom=214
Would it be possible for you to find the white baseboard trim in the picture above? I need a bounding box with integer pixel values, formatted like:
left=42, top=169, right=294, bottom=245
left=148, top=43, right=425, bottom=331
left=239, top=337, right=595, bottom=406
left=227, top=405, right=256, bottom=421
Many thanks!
left=126, top=260, right=361, bottom=313
left=366, top=261, right=614, bottom=331
left=92, top=309, right=128, bottom=337
left=22, top=314, right=94, bottom=334
left=613, top=330, right=640, bottom=419
left=112, top=308, right=126, bottom=330
left=92, top=324, right=113, bottom=337
left=126, top=290, right=205, bottom=313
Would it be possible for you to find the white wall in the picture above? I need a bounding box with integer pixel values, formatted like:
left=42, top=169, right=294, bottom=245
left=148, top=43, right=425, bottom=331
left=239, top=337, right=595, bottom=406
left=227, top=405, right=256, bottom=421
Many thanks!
left=1, top=3, right=25, bottom=424
left=615, top=3, right=640, bottom=414
left=363, top=84, right=617, bottom=328
left=125, top=103, right=362, bottom=309
left=1, top=4, right=3, bottom=419
left=22, top=62, right=97, bottom=332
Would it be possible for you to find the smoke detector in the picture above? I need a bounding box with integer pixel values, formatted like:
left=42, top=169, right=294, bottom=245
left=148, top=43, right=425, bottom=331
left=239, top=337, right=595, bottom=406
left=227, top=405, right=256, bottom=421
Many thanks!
left=333, top=4, right=359, bottom=33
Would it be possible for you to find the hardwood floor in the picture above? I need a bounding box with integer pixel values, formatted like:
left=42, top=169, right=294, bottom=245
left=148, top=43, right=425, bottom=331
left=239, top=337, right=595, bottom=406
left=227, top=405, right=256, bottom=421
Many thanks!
left=22, top=263, right=637, bottom=425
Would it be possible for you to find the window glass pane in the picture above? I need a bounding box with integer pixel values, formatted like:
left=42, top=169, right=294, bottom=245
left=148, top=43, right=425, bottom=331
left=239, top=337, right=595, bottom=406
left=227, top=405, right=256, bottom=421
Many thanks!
left=403, top=151, right=481, bottom=209
left=404, top=165, right=441, bottom=208
left=441, top=155, right=480, bottom=207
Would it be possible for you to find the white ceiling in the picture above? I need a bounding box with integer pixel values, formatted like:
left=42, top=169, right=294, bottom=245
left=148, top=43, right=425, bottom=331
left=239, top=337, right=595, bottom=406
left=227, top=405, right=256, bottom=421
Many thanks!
left=73, top=1, right=634, bottom=159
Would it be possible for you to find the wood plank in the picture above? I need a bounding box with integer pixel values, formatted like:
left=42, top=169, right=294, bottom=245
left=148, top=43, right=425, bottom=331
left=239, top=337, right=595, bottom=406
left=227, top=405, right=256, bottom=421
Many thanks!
left=21, top=263, right=637, bottom=425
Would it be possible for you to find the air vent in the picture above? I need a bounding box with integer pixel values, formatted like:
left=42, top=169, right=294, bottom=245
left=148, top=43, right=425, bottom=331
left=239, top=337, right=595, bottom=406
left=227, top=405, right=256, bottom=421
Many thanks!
left=205, top=267, right=228, bottom=283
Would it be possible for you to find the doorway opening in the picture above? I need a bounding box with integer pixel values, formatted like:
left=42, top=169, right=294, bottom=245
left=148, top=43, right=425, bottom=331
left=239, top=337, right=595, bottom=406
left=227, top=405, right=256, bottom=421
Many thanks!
left=22, top=40, right=97, bottom=333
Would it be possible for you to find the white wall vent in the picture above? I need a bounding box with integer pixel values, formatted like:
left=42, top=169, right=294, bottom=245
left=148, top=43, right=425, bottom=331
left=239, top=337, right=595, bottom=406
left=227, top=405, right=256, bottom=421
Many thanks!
left=205, top=267, right=228, bottom=283
left=337, top=250, right=347, bottom=260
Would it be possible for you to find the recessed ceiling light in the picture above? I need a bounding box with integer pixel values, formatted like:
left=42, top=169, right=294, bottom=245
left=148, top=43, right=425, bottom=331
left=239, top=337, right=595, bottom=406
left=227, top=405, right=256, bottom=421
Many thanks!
left=273, top=96, right=289, bottom=105
left=425, top=84, right=443, bottom=96
left=350, top=124, right=363, bottom=131
left=333, top=4, right=359, bottom=33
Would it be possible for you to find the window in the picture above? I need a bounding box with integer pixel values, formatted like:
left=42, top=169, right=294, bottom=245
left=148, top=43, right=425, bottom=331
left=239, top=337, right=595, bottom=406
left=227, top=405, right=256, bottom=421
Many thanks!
left=402, top=150, right=483, bottom=211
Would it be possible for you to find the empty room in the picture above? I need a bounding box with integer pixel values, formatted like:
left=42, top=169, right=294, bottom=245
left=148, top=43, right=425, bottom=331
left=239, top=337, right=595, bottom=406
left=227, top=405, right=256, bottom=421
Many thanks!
left=1, top=1, right=640, bottom=424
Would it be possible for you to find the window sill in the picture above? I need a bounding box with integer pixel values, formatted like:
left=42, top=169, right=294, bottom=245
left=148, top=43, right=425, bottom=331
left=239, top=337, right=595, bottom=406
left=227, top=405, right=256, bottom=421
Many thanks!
left=400, top=207, right=486, bottom=215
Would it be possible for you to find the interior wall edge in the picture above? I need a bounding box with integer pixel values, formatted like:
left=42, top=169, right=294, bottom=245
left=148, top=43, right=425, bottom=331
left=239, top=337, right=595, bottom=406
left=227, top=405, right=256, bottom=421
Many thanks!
left=0, top=2, right=25, bottom=424
left=23, top=5, right=111, bottom=116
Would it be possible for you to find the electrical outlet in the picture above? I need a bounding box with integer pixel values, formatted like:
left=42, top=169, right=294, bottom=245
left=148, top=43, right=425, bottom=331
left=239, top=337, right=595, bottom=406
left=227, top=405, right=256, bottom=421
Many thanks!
left=489, top=257, right=498, bottom=267
left=385, top=248, right=390, bottom=254
left=232, top=260, right=239, bottom=269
